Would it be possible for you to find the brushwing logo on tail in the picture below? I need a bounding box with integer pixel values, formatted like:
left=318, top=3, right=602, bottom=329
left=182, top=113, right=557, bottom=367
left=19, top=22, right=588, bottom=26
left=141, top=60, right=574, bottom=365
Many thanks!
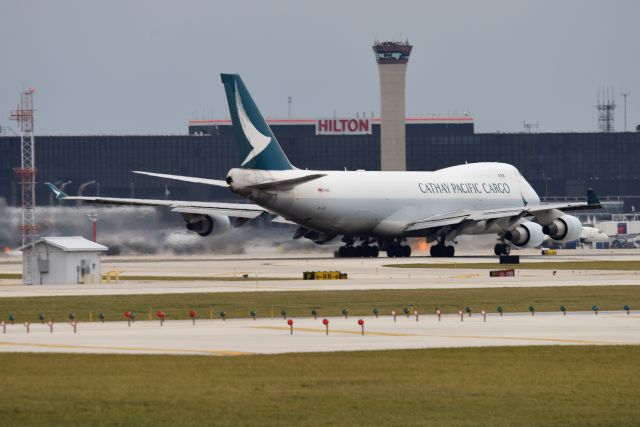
left=235, top=82, right=271, bottom=166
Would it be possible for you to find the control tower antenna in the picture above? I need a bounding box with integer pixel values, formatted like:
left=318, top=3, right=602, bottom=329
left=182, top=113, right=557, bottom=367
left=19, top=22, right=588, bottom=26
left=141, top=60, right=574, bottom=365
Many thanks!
left=597, top=86, right=616, bottom=132
left=10, top=88, right=38, bottom=285
left=523, top=121, right=539, bottom=133
left=373, top=40, right=412, bottom=171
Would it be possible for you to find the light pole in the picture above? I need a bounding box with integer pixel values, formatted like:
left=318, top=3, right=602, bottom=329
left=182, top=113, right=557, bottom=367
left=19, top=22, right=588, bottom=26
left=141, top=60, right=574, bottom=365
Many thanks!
left=621, top=91, right=630, bottom=131
left=87, top=212, right=98, bottom=242
left=77, top=180, right=96, bottom=206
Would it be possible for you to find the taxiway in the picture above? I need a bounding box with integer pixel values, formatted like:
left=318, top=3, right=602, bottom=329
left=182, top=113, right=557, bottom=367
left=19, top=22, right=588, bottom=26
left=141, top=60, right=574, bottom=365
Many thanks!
left=0, top=311, right=637, bottom=356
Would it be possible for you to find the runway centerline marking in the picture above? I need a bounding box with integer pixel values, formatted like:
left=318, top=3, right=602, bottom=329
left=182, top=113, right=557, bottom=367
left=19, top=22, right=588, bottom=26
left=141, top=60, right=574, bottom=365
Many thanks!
left=251, top=326, right=417, bottom=337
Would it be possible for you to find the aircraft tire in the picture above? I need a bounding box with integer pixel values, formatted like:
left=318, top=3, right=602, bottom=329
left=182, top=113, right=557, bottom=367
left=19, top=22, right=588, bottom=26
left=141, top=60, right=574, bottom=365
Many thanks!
left=446, top=245, right=455, bottom=257
left=338, top=246, right=347, bottom=257
left=371, top=246, right=379, bottom=258
left=494, top=243, right=510, bottom=256
left=402, top=245, right=412, bottom=257
left=430, top=245, right=440, bottom=257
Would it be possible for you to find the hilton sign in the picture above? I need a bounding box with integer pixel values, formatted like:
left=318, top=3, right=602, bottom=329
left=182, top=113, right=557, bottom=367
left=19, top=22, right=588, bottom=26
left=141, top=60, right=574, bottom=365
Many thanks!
left=315, top=118, right=372, bottom=135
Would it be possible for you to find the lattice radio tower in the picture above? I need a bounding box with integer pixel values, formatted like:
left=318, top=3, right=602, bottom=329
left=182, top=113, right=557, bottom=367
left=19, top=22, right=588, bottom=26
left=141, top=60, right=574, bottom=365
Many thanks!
left=597, top=87, right=616, bottom=132
left=10, top=88, right=38, bottom=285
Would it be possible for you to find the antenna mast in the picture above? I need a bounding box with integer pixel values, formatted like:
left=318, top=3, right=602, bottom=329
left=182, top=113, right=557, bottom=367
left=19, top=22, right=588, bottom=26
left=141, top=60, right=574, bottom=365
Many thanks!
left=10, top=88, right=38, bottom=285
left=597, top=87, right=616, bottom=132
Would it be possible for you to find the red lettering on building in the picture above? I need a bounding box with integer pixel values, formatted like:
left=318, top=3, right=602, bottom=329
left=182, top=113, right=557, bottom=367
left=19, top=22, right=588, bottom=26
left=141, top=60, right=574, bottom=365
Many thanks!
left=315, top=118, right=372, bottom=135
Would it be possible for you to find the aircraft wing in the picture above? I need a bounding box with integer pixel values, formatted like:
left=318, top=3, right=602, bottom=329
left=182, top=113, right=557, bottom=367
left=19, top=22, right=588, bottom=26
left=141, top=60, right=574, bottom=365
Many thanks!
left=132, top=171, right=229, bottom=187
left=45, top=183, right=266, bottom=220
left=405, top=190, right=601, bottom=233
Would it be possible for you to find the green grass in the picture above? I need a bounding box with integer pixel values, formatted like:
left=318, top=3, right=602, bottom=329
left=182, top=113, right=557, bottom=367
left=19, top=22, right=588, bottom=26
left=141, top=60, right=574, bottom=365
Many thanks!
left=0, top=346, right=638, bottom=426
left=388, top=260, right=640, bottom=270
left=0, top=285, right=637, bottom=323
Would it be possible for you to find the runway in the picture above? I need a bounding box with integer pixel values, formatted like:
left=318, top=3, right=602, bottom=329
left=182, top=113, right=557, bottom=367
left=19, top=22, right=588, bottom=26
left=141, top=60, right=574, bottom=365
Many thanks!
left=0, top=311, right=637, bottom=356
left=1, top=250, right=639, bottom=297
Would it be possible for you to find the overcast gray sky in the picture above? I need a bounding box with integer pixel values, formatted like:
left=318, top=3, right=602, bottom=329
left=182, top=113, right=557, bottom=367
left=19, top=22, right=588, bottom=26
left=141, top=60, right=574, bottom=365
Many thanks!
left=1, top=0, right=638, bottom=134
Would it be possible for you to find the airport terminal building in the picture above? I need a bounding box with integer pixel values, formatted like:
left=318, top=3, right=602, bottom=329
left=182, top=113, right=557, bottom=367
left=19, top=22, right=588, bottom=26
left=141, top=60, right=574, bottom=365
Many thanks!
left=1, top=118, right=640, bottom=211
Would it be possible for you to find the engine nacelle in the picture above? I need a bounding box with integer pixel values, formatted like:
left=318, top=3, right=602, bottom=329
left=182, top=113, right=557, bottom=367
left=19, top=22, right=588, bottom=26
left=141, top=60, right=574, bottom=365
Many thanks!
left=505, top=221, right=545, bottom=248
left=185, top=214, right=231, bottom=237
left=542, top=214, right=582, bottom=242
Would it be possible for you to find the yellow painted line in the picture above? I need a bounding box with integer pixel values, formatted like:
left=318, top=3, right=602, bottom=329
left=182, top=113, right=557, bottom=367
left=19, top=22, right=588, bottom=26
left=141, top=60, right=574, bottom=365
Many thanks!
left=434, top=334, right=626, bottom=345
left=449, top=273, right=480, bottom=279
left=0, top=341, right=252, bottom=356
left=251, top=326, right=416, bottom=337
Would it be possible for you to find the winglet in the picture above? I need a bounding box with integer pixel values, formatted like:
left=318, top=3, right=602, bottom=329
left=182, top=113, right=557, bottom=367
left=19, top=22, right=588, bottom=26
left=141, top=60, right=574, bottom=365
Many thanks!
left=45, top=182, right=68, bottom=199
left=587, top=188, right=601, bottom=207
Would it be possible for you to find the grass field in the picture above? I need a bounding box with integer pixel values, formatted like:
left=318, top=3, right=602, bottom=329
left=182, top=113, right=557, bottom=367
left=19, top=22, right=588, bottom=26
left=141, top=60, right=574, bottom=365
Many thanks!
left=0, top=346, right=638, bottom=426
left=388, top=260, right=640, bottom=270
left=0, top=285, right=637, bottom=323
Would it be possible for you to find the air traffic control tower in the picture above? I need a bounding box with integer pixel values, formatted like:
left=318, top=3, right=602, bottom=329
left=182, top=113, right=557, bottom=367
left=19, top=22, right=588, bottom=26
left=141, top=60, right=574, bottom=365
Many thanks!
left=373, top=40, right=412, bottom=171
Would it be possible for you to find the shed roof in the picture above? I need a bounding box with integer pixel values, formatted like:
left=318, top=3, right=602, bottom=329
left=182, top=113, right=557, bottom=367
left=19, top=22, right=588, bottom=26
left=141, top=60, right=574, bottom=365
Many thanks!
left=21, top=236, right=108, bottom=252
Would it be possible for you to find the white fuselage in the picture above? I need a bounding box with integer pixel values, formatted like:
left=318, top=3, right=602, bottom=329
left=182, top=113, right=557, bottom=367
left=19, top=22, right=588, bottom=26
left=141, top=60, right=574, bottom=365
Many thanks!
left=227, top=162, right=540, bottom=239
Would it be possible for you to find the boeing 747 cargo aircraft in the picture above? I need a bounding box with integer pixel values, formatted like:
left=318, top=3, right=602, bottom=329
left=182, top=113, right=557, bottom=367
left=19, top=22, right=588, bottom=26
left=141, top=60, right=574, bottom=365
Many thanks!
left=48, top=74, right=601, bottom=257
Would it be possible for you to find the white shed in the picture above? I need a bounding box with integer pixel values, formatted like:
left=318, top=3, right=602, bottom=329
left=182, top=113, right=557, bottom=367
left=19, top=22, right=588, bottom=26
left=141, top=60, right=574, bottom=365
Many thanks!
left=20, top=237, right=108, bottom=285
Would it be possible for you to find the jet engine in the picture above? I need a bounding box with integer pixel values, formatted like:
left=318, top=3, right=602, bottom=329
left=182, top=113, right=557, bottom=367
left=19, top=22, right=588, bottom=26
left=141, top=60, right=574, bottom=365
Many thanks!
left=542, top=214, right=582, bottom=242
left=185, top=214, right=231, bottom=237
left=505, top=221, right=545, bottom=248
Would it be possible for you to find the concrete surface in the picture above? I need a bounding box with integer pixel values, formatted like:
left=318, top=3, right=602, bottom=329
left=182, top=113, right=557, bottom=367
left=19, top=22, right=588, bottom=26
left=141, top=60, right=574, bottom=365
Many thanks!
left=1, top=250, right=639, bottom=297
left=0, top=311, right=637, bottom=356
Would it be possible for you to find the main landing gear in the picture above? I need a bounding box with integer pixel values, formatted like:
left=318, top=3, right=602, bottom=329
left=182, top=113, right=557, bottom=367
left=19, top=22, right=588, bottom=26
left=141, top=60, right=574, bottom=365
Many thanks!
left=494, top=242, right=511, bottom=256
left=335, top=237, right=380, bottom=258
left=386, top=242, right=411, bottom=258
left=430, top=235, right=455, bottom=257
left=337, top=245, right=380, bottom=258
